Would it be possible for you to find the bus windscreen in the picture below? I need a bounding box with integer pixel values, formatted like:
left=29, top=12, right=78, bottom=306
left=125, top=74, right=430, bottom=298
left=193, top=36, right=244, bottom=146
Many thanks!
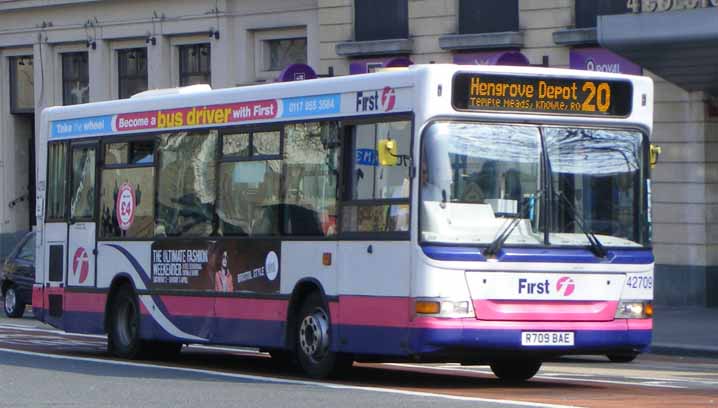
left=452, top=73, right=633, bottom=117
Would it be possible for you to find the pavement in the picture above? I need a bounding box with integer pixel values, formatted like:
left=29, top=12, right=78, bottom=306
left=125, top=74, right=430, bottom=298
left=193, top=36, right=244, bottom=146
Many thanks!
left=651, top=305, right=718, bottom=358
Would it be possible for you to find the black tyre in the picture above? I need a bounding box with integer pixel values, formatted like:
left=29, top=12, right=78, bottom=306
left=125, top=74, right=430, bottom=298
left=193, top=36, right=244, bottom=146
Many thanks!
left=268, top=349, right=295, bottom=368
left=3, top=284, right=25, bottom=318
left=295, top=292, right=352, bottom=378
left=490, top=359, right=542, bottom=382
left=108, top=284, right=143, bottom=359
left=607, top=352, right=638, bottom=363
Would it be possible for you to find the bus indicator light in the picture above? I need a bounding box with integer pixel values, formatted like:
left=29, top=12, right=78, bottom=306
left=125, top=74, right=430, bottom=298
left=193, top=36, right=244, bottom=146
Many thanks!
left=322, top=253, right=332, bottom=266
left=415, top=301, right=441, bottom=314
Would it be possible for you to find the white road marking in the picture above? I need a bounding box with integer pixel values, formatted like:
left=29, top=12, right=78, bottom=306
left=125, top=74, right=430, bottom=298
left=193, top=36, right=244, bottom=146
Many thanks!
left=385, top=363, right=687, bottom=389
left=0, top=348, right=579, bottom=408
left=1, top=323, right=711, bottom=390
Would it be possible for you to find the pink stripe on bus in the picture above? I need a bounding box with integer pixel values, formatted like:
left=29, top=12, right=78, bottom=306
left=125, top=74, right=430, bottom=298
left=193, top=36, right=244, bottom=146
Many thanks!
left=628, top=318, right=653, bottom=330
left=63, top=292, right=107, bottom=313
left=412, top=317, right=634, bottom=331
left=473, top=300, right=619, bottom=322
left=32, top=285, right=44, bottom=309
left=158, top=296, right=216, bottom=317
left=336, top=296, right=411, bottom=327
left=214, top=297, right=288, bottom=321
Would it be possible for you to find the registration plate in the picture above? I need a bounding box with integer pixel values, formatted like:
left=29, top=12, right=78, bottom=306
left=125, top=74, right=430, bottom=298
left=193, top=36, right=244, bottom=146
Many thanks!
left=521, top=331, right=575, bottom=346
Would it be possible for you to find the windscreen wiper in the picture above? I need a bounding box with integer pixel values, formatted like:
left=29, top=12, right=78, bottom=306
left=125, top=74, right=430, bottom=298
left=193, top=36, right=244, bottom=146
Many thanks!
left=483, top=190, right=542, bottom=258
left=551, top=190, right=607, bottom=258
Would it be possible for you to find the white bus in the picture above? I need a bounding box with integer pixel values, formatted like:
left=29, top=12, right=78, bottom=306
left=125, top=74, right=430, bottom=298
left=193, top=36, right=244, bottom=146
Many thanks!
left=33, top=64, right=654, bottom=381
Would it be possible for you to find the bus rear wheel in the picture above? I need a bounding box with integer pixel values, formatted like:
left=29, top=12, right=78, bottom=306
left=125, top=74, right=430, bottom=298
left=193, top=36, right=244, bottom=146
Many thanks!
left=108, top=284, right=143, bottom=359
left=295, top=292, right=351, bottom=378
left=490, top=359, right=542, bottom=382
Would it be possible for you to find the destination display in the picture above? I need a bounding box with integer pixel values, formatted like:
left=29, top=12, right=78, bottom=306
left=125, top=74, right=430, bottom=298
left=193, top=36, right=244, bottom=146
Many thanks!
left=452, top=73, right=633, bottom=117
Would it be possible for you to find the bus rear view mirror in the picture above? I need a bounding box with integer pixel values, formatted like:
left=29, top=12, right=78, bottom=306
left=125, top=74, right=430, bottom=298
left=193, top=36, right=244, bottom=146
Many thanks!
left=649, top=144, right=662, bottom=169
left=378, top=139, right=398, bottom=166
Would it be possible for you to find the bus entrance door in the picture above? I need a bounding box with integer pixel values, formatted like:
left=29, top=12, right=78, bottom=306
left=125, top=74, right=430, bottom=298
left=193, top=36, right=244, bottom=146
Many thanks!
left=65, top=144, right=98, bottom=327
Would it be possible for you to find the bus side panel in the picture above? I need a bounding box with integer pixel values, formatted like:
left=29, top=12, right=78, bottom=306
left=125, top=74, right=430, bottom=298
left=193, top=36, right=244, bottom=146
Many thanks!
left=61, top=291, right=106, bottom=335
left=336, top=241, right=412, bottom=356
left=40, top=223, right=68, bottom=329
left=280, top=241, right=338, bottom=350
left=96, top=241, right=213, bottom=344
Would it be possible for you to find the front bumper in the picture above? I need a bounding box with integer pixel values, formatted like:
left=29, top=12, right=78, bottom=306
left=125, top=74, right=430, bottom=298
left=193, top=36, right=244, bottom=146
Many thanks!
left=408, top=317, right=652, bottom=357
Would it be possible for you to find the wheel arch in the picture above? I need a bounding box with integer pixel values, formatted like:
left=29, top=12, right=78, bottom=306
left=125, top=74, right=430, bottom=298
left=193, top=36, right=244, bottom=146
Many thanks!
left=284, top=278, right=331, bottom=350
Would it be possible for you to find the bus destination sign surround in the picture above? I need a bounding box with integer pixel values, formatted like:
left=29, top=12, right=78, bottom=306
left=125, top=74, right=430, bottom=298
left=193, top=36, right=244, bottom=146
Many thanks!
left=452, top=73, right=633, bottom=117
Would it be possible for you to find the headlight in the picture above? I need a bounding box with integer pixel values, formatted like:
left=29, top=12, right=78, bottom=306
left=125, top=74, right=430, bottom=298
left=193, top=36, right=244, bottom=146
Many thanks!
left=414, top=298, right=474, bottom=318
left=615, top=300, right=653, bottom=319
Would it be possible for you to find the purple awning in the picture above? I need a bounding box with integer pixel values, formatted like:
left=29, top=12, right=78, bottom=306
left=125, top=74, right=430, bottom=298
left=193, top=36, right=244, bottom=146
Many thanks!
left=277, top=64, right=317, bottom=82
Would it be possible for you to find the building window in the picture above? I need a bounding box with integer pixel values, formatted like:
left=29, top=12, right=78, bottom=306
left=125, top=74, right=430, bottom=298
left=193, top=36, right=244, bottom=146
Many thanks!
left=459, top=0, right=519, bottom=34
left=354, top=0, right=408, bottom=41
left=253, top=28, right=308, bottom=81
left=264, top=38, right=307, bottom=71
left=118, top=48, right=148, bottom=99
left=179, top=44, right=211, bottom=86
left=9, top=56, right=34, bottom=114
left=62, top=52, right=89, bottom=105
left=575, top=0, right=627, bottom=28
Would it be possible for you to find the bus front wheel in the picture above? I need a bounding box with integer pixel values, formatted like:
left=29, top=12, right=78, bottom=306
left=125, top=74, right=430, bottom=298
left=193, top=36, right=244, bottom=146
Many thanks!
left=295, top=292, right=351, bottom=378
left=490, top=359, right=542, bottom=382
left=607, top=352, right=638, bottom=363
left=108, top=284, right=143, bottom=359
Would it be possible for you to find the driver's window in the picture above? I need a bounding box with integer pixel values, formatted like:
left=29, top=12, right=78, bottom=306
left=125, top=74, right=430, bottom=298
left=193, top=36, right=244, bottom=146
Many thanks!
left=342, top=119, right=412, bottom=234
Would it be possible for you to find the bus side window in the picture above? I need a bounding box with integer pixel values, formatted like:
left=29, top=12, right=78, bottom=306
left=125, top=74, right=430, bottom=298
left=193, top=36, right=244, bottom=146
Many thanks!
left=217, top=129, right=281, bottom=237
left=156, top=130, right=218, bottom=237
left=282, top=122, right=340, bottom=237
left=99, top=141, right=156, bottom=239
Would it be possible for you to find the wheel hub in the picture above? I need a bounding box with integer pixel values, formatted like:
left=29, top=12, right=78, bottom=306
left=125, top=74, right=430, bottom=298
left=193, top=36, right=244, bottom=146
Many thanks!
left=299, top=309, right=329, bottom=362
left=4, top=289, right=16, bottom=314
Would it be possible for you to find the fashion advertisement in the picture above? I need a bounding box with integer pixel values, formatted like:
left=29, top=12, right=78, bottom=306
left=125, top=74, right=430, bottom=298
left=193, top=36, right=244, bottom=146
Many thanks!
left=150, top=239, right=281, bottom=293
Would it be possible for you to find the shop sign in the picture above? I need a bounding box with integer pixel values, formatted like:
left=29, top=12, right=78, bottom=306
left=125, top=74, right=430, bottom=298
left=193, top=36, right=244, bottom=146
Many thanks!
left=570, top=48, right=642, bottom=76
left=627, top=0, right=718, bottom=13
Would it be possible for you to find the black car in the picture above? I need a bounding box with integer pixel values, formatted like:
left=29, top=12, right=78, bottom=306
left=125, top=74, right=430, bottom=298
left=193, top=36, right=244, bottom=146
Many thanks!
left=1, top=231, right=35, bottom=318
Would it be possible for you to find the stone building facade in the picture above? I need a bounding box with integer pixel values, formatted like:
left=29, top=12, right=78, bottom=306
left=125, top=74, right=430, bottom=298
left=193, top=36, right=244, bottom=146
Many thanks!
left=0, top=0, right=715, bottom=306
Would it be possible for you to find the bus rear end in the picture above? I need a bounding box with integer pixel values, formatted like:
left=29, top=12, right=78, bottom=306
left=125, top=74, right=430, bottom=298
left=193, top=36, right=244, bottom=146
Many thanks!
left=408, top=68, right=654, bottom=380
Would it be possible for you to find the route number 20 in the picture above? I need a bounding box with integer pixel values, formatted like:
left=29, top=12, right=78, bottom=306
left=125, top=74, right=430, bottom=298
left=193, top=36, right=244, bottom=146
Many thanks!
left=581, top=81, right=611, bottom=113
